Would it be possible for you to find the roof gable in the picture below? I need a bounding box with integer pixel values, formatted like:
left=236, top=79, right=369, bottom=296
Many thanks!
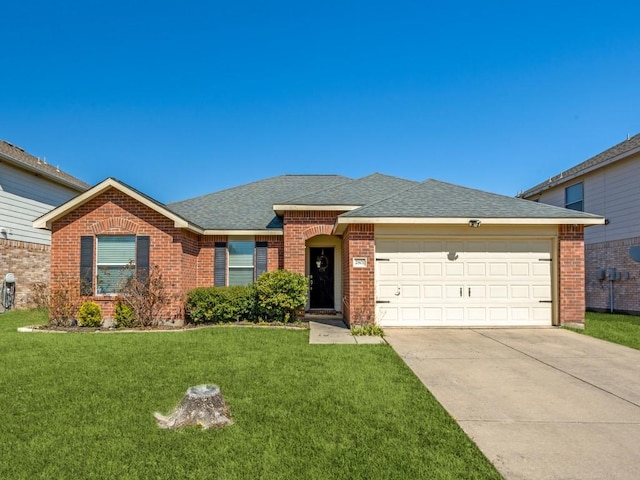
left=34, top=178, right=198, bottom=231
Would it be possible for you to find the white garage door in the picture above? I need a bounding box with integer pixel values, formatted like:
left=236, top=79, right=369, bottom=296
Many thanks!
left=375, top=238, right=553, bottom=327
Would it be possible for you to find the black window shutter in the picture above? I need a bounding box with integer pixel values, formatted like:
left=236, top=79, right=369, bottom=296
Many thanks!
left=80, top=236, right=93, bottom=296
left=255, top=241, right=268, bottom=280
left=214, top=242, right=227, bottom=286
left=136, top=236, right=150, bottom=281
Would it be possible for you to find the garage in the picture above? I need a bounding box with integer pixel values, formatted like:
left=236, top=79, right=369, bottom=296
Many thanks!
left=375, top=237, right=553, bottom=327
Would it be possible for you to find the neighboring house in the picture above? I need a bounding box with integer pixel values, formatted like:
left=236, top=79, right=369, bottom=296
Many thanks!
left=0, top=140, right=89, bottom=308
left=519, top=133, right=640, bottom=315
left=35, top=173, right=603, bottom=327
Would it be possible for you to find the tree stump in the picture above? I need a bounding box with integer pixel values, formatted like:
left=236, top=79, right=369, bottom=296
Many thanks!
left=154, top=384, right=232, bottom=429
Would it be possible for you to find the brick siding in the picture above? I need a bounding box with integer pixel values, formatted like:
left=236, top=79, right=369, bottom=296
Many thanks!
left=0, top=238, right=50, bottom=308
left=585, top=236, right=640, bottom=315
left=342, top=224, right=375, bottom=326
left=49, top=188, right=286, bottom=320
left=558, top=224, right=586, bottom=325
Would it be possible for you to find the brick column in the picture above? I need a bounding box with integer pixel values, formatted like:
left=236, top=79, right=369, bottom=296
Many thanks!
left=342, top=224, right=375, bottom=326
left=558, top=224, right=585, bottom=326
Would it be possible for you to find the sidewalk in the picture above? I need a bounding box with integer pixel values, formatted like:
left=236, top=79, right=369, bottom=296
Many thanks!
left=308, top=316, right=385, bottom=344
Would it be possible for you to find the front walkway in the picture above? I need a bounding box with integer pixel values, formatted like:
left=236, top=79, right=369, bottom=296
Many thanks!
left=308, top=316, right=385, bottom=344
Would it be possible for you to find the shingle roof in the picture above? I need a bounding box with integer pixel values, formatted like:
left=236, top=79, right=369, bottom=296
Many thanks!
left=168, top=175, right=350, bottom=230
left=0, top=140, right=90, bottom=191
left=519, top=132, right=640, bottom=198
left=343, top=179, right=603, bottom=219
left=280, top=173, right=418, bottom=206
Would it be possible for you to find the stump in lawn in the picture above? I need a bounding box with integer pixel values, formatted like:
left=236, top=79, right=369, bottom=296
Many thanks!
left=154, top=384, right=232, bottom=429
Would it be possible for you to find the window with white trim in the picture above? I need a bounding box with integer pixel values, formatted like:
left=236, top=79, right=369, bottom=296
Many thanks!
left=565, top=183, right=584, bottom=211
left=228, top=240, right=255, bottom=286
left=96, top=235, right=136, bottom=294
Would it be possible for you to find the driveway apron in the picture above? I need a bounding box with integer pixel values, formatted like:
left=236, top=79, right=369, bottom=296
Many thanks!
left=385, top=328, right=640, bottom=480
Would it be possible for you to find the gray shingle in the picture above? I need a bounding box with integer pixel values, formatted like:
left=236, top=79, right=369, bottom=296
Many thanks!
left=168, top=175, right=350, bottom=230
left=281, top=173, right=418, bottom=206
left=520, top=132, right=640, bottom=198
left=0, top=140, right=90, bottom=191
left=342, top=179, right=603, bottom=219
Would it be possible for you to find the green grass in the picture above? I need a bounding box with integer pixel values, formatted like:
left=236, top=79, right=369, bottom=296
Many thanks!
left=572, top=311, right=640, bottom=350
left=0, top=310, right=500, bottom=480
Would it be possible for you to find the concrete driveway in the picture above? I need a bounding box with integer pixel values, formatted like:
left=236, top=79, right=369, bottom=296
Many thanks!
left=385, top=328, right=640, bottom=480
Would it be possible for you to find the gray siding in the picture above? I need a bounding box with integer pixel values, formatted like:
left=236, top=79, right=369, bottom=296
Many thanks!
left=534, top=153, right=640, bottom=245
left=0, top=162, right=79, bottom=245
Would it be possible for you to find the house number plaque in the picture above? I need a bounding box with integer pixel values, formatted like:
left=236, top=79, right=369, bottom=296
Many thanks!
left=353, top=258, right=367, bottom=268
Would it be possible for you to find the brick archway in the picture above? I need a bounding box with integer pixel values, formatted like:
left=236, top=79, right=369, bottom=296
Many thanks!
left=91, top=217, right=140, bottom=235
left=302, top=224, right=334, bottom=241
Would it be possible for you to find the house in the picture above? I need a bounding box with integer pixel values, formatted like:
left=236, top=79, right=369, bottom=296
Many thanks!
left=519, top=133, right=640, bottom=315
left=0, top=140, right=89, bottom=308
left=35, top=173, right=603, bottom=326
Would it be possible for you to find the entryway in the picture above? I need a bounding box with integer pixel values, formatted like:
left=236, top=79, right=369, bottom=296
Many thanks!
left=309, top=247, right=334, bottom=309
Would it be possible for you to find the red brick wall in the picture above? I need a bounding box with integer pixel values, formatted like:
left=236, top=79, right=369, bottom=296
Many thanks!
left=256, top=235, right=284, bottom=272
left=558, top=224, right=586, bottom=325
left=585, top=236, right=640, bottom=315
left=0, top=239, right=50, bottom=308
left=51, top=188, right=188, bottom=320
left=342, top=224, right=375, bottom=326
left=283, top=211, right=341, bottom=274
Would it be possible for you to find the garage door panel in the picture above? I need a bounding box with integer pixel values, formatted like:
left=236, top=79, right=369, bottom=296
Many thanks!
left=445, top=263, right=464, bottom=276
left=401, top=262, right=420, bottom=276
left=376, top=237, right=553, bottom=327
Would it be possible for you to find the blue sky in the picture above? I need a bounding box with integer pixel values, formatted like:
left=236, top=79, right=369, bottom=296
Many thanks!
left=2, top=1, right=639, bottom=202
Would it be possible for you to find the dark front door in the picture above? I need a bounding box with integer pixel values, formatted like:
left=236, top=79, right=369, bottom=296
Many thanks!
left=309, top=247, right=334, bottom=309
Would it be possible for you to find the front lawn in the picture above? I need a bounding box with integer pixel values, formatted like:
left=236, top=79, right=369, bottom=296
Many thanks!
left=574, top=311, right=640, bottom=350
left=0, top=310, right=500, bottom=480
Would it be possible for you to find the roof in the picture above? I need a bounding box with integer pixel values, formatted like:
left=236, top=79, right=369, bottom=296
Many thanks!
left=0, top=140, right=90, bottom=191
left=335, top=179, right=604, bottom=233
left=168, top=175, right=350, bottom=231
left=275, top=173, right=418, bottom=209
left=36, top=174, right=605, bottom=234
left=519, top=133, right=640, bottom=198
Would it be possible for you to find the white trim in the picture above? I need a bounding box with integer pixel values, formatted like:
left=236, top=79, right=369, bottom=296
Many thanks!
left=33, top=178, right=203, bottom=232
left=273, top=204, right=360, bottom=215
left=333, top=216, right=605, bottom=234
left=203, top=229, right=283, bottom=236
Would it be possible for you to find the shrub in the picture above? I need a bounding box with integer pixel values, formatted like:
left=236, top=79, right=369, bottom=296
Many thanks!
left=351, top=324, right=385, bottom=337
left=78, top=301, right=103, bottom=327
left=114, top=299, right=136, bottom=328
left=118, top=265, right=170, bottom=327
left=185, top=286, right=255, bottom=324
left=48, top=273, right=84, bottom=327
left=255, top=270, right=308, bottom=323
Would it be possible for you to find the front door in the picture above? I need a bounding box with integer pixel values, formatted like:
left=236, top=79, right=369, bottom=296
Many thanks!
left=309, top=247, right=334, bottom=309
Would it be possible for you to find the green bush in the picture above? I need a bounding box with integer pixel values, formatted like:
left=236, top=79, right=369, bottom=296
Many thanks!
left=351, top=324, right=385, bottom=337
left=255, top=270, right=308, bottom=323
left=77, top=301, right=103, bottom=327
left=114, top=299, right=136, bottom=328
left=185, top=286, right=255, bottom=324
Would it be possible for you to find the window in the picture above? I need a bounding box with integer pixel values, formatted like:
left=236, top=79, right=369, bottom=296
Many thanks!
left=96, top=235, right=136, bottom=294
left=565, top=183, right=584, bottom=211
left=214, top=240, right=268, bottom=286
left=228, top=240, right=255, bottom=286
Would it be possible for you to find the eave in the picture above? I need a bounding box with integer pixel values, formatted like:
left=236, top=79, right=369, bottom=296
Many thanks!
left=333, top=216, right=606, bottom=235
